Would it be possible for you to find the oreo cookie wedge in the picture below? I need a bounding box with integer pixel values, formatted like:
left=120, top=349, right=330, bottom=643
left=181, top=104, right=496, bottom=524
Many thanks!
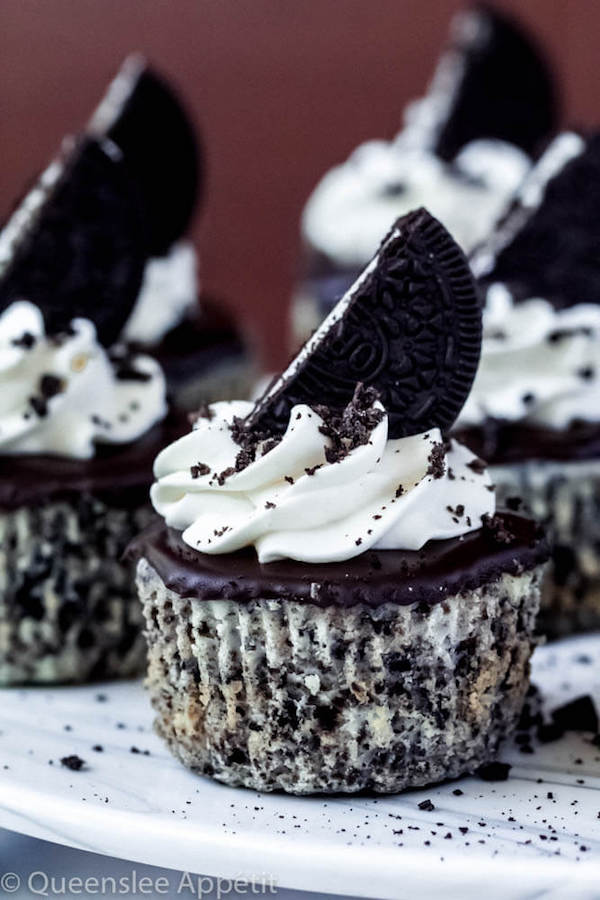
left=471, top=132, right=600, bottom=309
left=413, top=4, right=557, bottom=160
left=0, top=136, right=147, bottom=346
left=247, top=208, right=481, bottom=439
left=89, top=54, right=201, bottom=256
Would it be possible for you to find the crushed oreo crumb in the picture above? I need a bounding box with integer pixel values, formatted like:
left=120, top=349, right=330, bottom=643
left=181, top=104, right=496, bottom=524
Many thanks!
left=426, top=442, right=446, bottom=479
left=110, top=348, right=152, bottom=382
left=60, top=755, right=85, bottom=771
left=551, top=696, right=599, bottom=733
left=548, top=326, right=592, bottom=343
left=39, top=374, right=65, bottom=398
left=11, top=331, right=36, bottom=349
left=481, top=514, right=515, bottom=546
left=28, top=395, right=49, bottom=417
left=261, top=438, right=280, bottom=455
left=467, top=457, right=486, bottom=475
left=235, top=447, right=256, bottom=471
left=215, top=466, right=235, bottom=486
left=190, top=462, right=211, bottom=479
left=476, top=762, right=511, bottom=782
left=305, top=464, right=322, bottom=477
left=577, top=366, right=594, bottom=380
left=114, top=365, right=151, bottom=383
left=314, top=384, right=384, bottom=464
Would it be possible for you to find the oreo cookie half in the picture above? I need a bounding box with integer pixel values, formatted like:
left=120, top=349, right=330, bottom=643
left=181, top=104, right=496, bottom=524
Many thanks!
left=247, top=208, right=482, bottom=439
left=0, top=136, right=147, bottom=346
left=89, top=55, right=201, bottom=256
left=413, top=4, right=557, bottom=161
left=471, top=132, right=600, bottom=309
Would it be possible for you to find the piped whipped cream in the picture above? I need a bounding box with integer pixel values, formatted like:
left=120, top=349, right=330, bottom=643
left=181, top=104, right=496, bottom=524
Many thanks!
left=151, top=397, right=494, bottom=564
left=458, top=284, right=600, bottom=429
left=0, top=301, right=167, bottom=459
left=302, top=138, right=530, bottom=265
left=122, top=241, right=198, bottom=346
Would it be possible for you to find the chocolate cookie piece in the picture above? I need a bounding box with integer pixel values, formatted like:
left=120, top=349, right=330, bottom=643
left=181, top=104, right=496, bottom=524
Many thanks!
left=247, top=208, right=482, bottom=439
left=472, top=132, right=600, bottom=310
left=0, top=136, right=147, bottom=346
left=90, top=55, right=201, bottom=256
left=425, top=4, right=557, bottom=160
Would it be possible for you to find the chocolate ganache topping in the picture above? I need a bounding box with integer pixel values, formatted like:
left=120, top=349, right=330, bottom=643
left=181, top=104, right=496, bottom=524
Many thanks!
left=0, top=411, right=186, bottom=511
left=129, top=512, right=548, bottom=607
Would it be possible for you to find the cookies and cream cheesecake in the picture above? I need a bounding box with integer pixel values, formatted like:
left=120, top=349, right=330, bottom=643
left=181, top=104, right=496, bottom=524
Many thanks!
left=456, top=133, right=600, bottom=636
left=132, top=209, right=549, bottom=794
left=291, top=4, right=557, bottom=345
left=0, top=135, right=182, bottom=685
left=0, top=304, right=172, bottom=684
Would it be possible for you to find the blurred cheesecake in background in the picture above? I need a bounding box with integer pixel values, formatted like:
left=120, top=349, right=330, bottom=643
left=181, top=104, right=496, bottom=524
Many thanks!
left=0, top=134, right=182, bottom=684
left=89, top=55, right=255, bottom=410
left=291, top=3, right=558, bottom=347
left=455, top=132, right=600, bottom=637
left=131, top=208, right=549, bottom=794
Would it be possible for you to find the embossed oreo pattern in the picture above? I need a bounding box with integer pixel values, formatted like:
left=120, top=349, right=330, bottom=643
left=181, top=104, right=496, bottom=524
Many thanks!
left=249, top=209, right=482, bottom=439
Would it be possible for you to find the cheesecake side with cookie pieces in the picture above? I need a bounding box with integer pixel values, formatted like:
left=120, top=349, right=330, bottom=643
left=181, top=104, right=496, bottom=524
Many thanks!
left=130, top=209, right=549, bottom=794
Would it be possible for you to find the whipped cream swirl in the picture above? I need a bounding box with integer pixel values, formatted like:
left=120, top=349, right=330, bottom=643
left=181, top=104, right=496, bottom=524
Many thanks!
left=122, top=240, right=199, bottom=346
left=458, top=285, right=600, bottom=429
left=302, top=138, right=530, bottom=265
left=0, top=301, right=167, bottom=459
left=151, top=399, right=494, bottom=564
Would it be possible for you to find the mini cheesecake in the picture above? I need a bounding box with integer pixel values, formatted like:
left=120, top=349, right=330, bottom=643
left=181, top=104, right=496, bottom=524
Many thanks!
left=132, top=210, right=549, bottom=794
left=0, top=137, right=180, bottom=685
left=457, top=133, right=600, bottom=637
left=0, top=411, right=184, bottom=685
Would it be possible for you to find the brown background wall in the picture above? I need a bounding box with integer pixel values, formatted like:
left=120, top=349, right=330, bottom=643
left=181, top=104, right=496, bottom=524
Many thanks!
left=1, top=1, right=597, bottom=368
